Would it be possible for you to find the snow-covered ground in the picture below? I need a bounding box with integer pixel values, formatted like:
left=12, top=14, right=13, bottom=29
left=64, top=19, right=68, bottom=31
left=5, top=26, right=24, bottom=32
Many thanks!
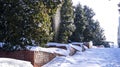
left=0, top=58, right=33, bottom=67
left=42, top=48, right=120, bottom=67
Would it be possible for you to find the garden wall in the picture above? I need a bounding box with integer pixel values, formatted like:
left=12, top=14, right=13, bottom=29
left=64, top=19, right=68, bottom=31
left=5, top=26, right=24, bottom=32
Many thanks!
left=0, top=50, right=56, bottom=67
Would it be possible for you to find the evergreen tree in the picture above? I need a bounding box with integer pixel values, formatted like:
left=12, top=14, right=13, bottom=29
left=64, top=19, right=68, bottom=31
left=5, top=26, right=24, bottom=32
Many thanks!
left=83, top=6, right=106, bottom=45
left=57, top=0, right=75, bottom=43
left=0, top=0, right=61, bottom=51
left=83, top=6, right=95, bottom=42
left=70, top=3, right=86, bottom=42
left=70, top=4, right=106, bottom=45
left=92, top=21, right=106, bottom=46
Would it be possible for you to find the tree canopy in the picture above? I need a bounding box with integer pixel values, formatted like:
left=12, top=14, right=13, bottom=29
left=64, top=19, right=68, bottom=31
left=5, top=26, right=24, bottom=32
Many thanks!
left=0, top=0, right=62, bottom=51
left=0, top=1, right=106, bottom=51
left=57, top=0, right=75, bottom=43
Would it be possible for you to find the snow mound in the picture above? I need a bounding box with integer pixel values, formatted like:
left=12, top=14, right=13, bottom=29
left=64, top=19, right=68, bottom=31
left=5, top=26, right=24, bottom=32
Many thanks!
left=0, top=58, right=33, bottom=67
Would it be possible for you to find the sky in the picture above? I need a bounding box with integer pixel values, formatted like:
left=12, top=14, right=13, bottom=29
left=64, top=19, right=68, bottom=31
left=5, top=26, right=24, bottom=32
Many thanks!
left=72, top=0, right=119, bottom=45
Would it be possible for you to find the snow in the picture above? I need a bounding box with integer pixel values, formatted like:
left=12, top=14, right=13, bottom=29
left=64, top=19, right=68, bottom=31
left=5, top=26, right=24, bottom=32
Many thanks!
left=69, top=44, right=82, bottom=51
left=46, top=42, right=68, bottom=47
left=0, top=42, right=4, bottom=47
left=42, top=48, right=120, bottom=67
left=27, top=46, right=70, bottom=56
left=83, top=45, right=89, bottom=49
left=92, top=46, right=97, bottom=48
left=27, top=43, right=83, bottom=56
left=71, top=42, right=83, bottom=46
left=0, top=58, right=33, bottom=67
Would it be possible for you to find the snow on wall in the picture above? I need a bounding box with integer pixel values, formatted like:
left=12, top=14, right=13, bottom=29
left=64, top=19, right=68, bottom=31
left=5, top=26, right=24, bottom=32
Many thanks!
left=28, top=42, right=83, bottom=56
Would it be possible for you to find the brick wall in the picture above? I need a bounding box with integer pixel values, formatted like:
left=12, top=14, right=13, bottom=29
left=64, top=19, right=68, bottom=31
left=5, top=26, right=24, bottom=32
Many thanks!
left=34, top=51, right=56, bottom=67
left=0, top=50, right=56, bottom=67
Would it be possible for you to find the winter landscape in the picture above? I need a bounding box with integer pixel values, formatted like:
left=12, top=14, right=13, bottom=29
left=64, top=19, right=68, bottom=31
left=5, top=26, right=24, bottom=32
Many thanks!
left=1, top=46, right=120, bottom=67
left=0, top=0, right=120, bottom=67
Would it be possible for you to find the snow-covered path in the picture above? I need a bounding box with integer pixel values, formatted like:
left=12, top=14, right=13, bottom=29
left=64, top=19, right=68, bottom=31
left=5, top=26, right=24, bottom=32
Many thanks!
left=42, top=48, right=120, bottom=67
